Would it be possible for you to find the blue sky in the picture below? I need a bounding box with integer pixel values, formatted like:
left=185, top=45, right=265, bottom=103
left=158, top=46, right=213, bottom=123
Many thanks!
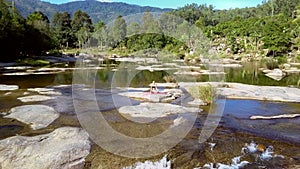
left=42, top=0, right=263, bottom=9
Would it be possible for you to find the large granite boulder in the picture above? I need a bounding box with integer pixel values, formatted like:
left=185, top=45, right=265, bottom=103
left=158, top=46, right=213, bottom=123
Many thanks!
left=4, top=105, right=59, bottom=130
left=265, top=69, right=286, bottom=81
left=0, top=127, right=91, bottom=169
left=118, top=102, right=200, bottom=118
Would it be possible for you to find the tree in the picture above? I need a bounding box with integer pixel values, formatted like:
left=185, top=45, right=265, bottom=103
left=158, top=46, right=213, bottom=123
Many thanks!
left=72, top=10, right=93, bottom=33
left=27, top=11, right=49, bottom=31
left=110, top=15, right=127, bottom=46
left=127, top=21, right=140, bottom=36
left=261, top=15, right=292, bottom=56
left=141, top=10, right=160, bottom=33
left=52, top=12, right=74, bottom=48
left=71, top=10, right=93, bottom=48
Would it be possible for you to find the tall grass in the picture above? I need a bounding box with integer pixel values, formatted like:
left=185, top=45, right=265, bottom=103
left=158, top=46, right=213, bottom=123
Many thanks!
left=188, top=84, right=216, bottom=104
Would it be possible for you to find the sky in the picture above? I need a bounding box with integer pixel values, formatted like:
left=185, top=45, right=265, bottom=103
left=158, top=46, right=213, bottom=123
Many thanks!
left=42, top=0, right=263, bottom=10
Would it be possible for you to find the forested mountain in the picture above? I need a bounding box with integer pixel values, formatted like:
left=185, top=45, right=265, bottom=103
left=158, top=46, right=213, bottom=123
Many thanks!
left=5, top=0, right=171, bottom=23
left=1, top=0, right=300, bottom=62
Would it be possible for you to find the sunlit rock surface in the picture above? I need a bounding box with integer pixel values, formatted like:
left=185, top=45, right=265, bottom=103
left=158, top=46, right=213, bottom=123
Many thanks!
left=123, top=155, right=171, bottom=169
left=4, top=105, right=59, bottom=130
left=118, top=102, right=200, bottom=118
left=0, top=84, right=19, bottom=91
left=180, top=82, right=300, bottom=103
left=0, top=127, right=90, bottom=169
left=17, top=95, right=54, bottom=102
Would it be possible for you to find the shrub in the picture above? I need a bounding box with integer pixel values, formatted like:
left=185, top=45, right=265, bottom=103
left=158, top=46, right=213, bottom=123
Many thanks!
left=163, top=75, right=175, bottom=83
left=265, top=59, right=279, bottom=69
left=276, top=56, right=287, bottom=65
left=188, top=84, right=215, bottom=104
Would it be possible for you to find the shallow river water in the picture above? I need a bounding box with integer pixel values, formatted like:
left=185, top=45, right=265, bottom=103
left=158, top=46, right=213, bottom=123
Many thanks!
left=0, top=60, right=299, bottom=168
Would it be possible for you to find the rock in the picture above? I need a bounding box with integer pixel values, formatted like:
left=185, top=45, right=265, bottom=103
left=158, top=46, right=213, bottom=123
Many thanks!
left=123, top=155, right=171, bottom=169
left=265, top=69, right=286, bottom=81
left=118, top=102, right=200, bottom=118
left=28, top=88, right=62, bottom=95
left=118, top=91, right=171, bottom=102
left=0, top=84, right=19, bottom=91
left=3, top=66, right=32, bottom=70
left=4, top=105, right=59, bottom=130
left=136, top=66, right=176, bottom=72
left=209, top=63, right=243, bottom=68
left=250, top=114, right=300, bottom=120
left=188, top=99, right=208, bottom=106
left=115, top=57, right=158, bottom=63
left=118, top=88, right=183, bottom=102
left=284, top=67, right=300, bottom=74
left=282, top=63, right=291, bottom=70
left=174, top=71, right=201, bottom=76
left=180, top=82, right=300, bottom=103
left=0, top=127, right=91, bottom=169
left=17, top=95, right=54, bottom=102
left=154, top=83, right=179, bottom=88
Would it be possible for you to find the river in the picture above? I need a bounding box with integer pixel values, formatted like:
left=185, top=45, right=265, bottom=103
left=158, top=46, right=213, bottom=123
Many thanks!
left=0, top=59, right=299, bottom=168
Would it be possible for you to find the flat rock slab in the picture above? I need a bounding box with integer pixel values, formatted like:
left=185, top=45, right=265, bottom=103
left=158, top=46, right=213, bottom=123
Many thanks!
left=180, top=82, right=300, bottom=103
left=118, top=102, right=200, bottom=118
left=4, top=105, right=59, bottom=130
left=250, top=114, right=300, bottom=120
left=0, top=127, right=90, bottom=169
left=0, top=84, right=19, bottom=91
left=28, top=88, right=62, bottom=95
left=17, top=95, right=54, bottom=102
left=265, top=69, right=286, bottom=81
left=118, top=88, right=182, bottom=102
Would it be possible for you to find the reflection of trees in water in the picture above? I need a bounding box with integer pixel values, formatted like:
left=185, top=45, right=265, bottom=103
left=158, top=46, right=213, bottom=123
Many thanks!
left=225, top=62, right=300, bottom=86
left=53, top=72, right=73, bottom=85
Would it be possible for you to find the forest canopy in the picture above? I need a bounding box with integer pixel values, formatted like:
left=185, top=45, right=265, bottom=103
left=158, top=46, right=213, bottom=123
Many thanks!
left=0, top=0, right=299, bottom=61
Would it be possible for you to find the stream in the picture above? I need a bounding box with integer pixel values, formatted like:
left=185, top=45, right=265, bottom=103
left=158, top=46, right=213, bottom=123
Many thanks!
left=0, top=60, right=299, bottom=168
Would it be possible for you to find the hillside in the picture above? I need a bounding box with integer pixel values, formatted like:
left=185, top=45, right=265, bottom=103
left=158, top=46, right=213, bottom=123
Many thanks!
left=5, top=0, right=172, bottom=23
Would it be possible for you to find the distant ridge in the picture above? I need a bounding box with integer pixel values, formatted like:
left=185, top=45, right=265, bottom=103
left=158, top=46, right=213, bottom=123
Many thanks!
left=5, top=0, right=172, bottom=23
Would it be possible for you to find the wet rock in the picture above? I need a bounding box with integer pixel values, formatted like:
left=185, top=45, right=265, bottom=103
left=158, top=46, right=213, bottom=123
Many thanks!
left=265, top=69, right=286, bottom=81
left=123, top=155, right=171, bottom=169
left=4, top=105, right=59, bottom=130
left=118, top=102, right=200, bottom=118
left=28, top=88, right=62, bottom=95
left=0, top=84, right=19, bottom=91
left=188, top=99, right=207, bottom=106
left=250, top=114, right=300, bottom=120
left=0, top=127, right=90, bottom=169
left=17, top=95, right=54, bottom=102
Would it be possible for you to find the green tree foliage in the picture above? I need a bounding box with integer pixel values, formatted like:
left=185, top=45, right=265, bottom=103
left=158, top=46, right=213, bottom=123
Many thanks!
left=52, top=12, right=74, bottom=48
left=110, top=15, right=127, bottom=46
left=72, top=10, right=93, bottom=48
left=141, top=10, right=160, bottom=33
left=0, top=0, right=54, bottom=61
left=261, top=15, right=292, bottom=56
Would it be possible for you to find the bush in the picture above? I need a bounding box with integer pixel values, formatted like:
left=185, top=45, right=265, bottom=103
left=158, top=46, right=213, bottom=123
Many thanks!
left=163, top=75, right=175, bottom=83
left=188, top=84, right=215, bottom=104
left=276, top=56, right=287, bottom=65
left=265, top=59, right=279, bottom=69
